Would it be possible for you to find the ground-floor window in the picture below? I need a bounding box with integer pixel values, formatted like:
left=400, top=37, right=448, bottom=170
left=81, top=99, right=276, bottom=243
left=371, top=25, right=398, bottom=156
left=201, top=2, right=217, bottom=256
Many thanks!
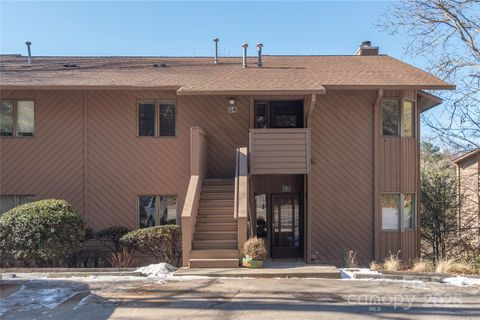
left=381, top=193, right=416, bottom=231
left=138, top=195, right=177, bottom=228
left=255, top=194, right=268, bottom=238
left=0, top=195, right=36, bottom=214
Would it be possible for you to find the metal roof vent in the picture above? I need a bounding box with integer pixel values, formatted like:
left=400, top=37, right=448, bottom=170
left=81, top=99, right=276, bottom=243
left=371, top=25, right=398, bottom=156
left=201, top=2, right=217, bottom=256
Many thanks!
left=63, top=63, right=78, bottom=68
left=153, top=63, right=167, bottom=68
left=213, top=38, right=219, bottom=64
left=25, top=41, right=32, bottom=64
left=241, top=43, right=248, bottom=68
left=256, top=43, right=263, bottom=68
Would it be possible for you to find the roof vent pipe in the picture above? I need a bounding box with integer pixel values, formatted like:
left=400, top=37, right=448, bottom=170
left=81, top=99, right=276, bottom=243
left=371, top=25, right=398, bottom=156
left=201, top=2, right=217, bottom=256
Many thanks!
left=241, top=43, right=248, bottom=68
left=213, top=38, right=219, bottom=64
left=256, top=43, right=263, bottom=67
left=25, top=41, right=32, bottom=64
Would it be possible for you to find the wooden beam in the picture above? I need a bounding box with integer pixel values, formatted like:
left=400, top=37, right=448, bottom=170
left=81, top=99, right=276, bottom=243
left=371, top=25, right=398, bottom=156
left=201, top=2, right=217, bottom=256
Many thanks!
left=306, top=93, right=317, bottom=128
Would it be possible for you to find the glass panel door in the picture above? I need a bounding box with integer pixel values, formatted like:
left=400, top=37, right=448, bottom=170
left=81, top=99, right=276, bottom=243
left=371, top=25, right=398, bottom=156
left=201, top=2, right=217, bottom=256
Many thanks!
left=271, top=194, right=303, bottom=258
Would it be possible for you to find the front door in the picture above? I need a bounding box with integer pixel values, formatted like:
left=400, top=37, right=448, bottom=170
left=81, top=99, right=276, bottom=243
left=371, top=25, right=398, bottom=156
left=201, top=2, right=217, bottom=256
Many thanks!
left=271, top=194, right=303, bottom=259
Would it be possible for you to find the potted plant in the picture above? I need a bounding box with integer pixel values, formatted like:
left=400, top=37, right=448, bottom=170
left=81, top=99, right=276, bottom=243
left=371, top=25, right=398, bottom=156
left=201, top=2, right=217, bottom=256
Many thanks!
left=241, top=237, right=267, bottom=268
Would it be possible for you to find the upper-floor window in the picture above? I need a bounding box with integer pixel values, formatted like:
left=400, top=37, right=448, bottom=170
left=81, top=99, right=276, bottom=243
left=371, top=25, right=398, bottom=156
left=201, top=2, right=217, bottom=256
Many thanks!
left=0, top=195, right=36, bottom=214
left=1, top=100, right=35, bottom=137
left=255, top=100, right=304, bottom=129
left=381, top=99, right=415, bottom=137
left=138, top=194, right=178, bottom=228
left=138, top=100, right=176, bottom=137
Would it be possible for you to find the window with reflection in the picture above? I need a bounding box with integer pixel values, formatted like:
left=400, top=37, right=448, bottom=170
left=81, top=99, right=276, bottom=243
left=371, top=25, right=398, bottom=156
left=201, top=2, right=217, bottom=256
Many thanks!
left=403, top=194, right=415, bottom=229
left=138, top=195, right=177, bottom=228
left=382, top=100, right=399, bottom=136
left=0, top=100, right=35, bottom=137
left=254, top=100, right=303, bottom=128
left=402, top=100, right=415, bottom=137
left=159, top=103, right=176, bottom=136
left=382, top=194, right=400, bottom=230
left=255, top=194, right=268, bottom=238
left=0, top=195, right=35, bottom=215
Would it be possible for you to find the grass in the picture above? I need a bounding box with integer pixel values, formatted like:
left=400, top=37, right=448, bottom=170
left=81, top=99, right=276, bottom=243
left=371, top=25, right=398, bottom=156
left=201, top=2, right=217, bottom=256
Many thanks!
left=383, top=251, right=402, bottom=272
left=411, top=259, right=433, bottom=273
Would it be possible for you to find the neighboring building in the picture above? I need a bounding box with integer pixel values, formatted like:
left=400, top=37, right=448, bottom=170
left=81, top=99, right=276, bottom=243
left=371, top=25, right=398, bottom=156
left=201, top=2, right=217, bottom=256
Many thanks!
left=454, top=149, right=480, bottom=255
left=0, top=41, right=454, bottom=267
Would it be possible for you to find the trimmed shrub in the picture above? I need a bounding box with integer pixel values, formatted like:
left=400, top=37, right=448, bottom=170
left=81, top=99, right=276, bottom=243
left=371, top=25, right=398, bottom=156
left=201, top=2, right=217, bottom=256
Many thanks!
left=95, top=226, right=129, bottom=253
left=0, top=199, right=85, bottom=267
left=121, top=225, right=181, bottom=266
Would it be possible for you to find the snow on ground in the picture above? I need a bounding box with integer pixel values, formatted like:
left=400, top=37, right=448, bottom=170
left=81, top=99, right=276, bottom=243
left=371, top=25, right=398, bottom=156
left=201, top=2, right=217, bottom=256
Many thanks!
left=442, top=276, right=480, bottom=286
left=0, top=285, right=76, bottom=316
left=136, top=263, right=177, bottom=279
left=339, top=268, right=380, bottom=280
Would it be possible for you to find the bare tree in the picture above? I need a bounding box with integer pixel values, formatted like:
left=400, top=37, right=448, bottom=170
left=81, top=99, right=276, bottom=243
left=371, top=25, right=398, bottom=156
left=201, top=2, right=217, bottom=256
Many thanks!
left=379, top=0, right=480, bottom=153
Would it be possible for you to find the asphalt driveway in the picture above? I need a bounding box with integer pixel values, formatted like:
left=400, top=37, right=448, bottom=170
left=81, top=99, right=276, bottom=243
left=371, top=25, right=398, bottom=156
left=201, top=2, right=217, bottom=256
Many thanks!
left=1, top=276, right=479, bottom=319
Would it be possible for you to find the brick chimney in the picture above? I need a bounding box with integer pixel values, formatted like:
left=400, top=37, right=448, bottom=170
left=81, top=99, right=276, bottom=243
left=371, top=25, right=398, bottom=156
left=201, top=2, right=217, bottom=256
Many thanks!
left=355, top=41, right=379, bottom=56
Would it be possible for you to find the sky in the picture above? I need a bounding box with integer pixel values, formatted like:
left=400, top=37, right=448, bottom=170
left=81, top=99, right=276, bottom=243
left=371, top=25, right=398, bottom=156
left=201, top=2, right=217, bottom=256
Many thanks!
left=0, top=0, right=442, bottom=139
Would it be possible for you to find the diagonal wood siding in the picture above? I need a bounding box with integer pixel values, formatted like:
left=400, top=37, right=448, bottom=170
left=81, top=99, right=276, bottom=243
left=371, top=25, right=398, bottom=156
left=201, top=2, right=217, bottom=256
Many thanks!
left=1, top=90, right=250, bottom=231
left=309, top=90, right=375, bottom=265
left=0, top=90, right=85, bottom=214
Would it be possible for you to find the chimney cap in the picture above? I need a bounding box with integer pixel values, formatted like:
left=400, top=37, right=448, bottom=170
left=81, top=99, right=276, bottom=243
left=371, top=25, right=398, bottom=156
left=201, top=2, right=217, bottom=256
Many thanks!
left=213, top=37, right=219, bottom=42
left=361, top=40, right=372, bottom=47
left=25, top=41, right=32, bottom=45
left=256, top=43, right=263, bottom=48
left=241, top=42, right=248, bottom=48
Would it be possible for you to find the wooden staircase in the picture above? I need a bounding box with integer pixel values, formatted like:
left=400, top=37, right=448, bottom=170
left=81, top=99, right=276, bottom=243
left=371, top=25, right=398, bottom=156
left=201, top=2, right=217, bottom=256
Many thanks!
left=189, top=179, right=239, bottom=268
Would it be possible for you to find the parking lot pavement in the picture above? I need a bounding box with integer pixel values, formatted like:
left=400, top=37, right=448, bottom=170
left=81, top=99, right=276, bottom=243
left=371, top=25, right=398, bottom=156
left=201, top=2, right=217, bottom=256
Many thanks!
left=1, top=276, right=479, bottom=319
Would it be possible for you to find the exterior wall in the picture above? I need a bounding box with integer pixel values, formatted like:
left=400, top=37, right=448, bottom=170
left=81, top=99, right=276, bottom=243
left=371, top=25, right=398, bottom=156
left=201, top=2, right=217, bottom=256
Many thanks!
left=374, top=89, right=420, bottom=262
left=457, top=156, right=480, bottom=253
left=309, top=90, right=375, bottom=265
left=0, top=90, right=250, bottom=231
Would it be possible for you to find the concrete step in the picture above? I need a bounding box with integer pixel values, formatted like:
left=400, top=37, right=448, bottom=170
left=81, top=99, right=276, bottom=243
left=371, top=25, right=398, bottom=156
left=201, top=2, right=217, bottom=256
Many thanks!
left=200, top=199, right=234, bottom=207
left=194, top=231, right=237, bottom=241
left=189, top=258, right=239, bottom=268
left=202, top=186, right=235, bottom=193
left=190, top=249, right=239, bottom=259
left=197, top=216, right=235, bottom=224
left=195, top=223, right=237, bottom=232
left=201, top=192, right=234, bottom=200
left=203, top=179, right=235, bottom=186
left=192, top=240, right=238, bottom=250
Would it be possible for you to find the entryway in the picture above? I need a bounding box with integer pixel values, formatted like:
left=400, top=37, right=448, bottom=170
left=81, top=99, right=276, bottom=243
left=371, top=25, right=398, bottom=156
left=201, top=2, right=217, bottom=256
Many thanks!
left=251, top=174, right=305, bottom=260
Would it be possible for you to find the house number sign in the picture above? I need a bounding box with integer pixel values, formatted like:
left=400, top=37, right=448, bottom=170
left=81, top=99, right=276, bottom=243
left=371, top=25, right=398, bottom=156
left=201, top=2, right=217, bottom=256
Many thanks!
left=227, top=105, right=237, bottom=113
left=281, top=185, right=292, bottom=193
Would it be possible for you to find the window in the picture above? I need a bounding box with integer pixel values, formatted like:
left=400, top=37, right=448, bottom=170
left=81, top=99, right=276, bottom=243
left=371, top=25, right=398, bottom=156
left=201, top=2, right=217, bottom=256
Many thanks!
left=138, top=195, right=177, bottom=228
left=381, top=194, right=400, bottom=230
left=159, top=103, right=176, bottom=136
left=138, top=100, right=176, bottom=137
left=381, top=100, right=399, bottom=136
left=254, top=100, right=304, bottom=129
left=255, top=194, right=267, bottom=238
left=381, top=99, right=416, bottom=137
left=403, top=194, right=415, bottom=229
left=381, top=193, right=416, bottom=231
left=0, top=195, right=35, bottom=214
left=138, top=102, right=155, bottom=137
left=0, top=100, right=34, bottom=137
left=402, top=100, right=415, bottom=137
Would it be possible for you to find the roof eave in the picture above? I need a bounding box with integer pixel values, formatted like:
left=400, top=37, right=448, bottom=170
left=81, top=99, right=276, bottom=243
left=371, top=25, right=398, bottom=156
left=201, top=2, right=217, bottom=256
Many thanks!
left=176, top=88, right=327, bottom=96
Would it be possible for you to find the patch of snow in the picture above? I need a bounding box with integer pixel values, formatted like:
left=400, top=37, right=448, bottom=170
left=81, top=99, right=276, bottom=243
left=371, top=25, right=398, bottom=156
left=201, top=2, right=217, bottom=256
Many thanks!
left=135, top=263, right=177, bottom=279
left=0, top=285, right=74, bottom=316
left=73, top=293, right=94, bottom=310
left=339, top=268, right=380, bottom=280
left=442, top=276, right=480, bottom=286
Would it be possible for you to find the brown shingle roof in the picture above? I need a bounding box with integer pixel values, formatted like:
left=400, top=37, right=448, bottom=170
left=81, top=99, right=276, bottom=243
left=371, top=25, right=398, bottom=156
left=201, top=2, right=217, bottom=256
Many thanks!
left=0, top=55, right=454, bottom=93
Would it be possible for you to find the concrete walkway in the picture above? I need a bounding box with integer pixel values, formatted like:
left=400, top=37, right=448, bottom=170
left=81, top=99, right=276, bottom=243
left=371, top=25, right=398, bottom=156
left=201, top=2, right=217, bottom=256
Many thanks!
left=175, top=262, right=340, bottom=278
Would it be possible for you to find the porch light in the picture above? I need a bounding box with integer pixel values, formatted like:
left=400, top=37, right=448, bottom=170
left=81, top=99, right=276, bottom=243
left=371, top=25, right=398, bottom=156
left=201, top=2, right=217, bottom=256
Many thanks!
left=228, top=97, right=236, bottom=105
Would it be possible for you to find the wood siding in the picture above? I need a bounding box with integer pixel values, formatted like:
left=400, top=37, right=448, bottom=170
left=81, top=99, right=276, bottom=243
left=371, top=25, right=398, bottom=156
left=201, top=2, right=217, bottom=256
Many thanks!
left=249, top=128, right=310, bottom=174
left=309, top=90, right=375, bottom=265
left=375, top=89, right=419, bottom=262
left=1, top=90, right=249, bottom=231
